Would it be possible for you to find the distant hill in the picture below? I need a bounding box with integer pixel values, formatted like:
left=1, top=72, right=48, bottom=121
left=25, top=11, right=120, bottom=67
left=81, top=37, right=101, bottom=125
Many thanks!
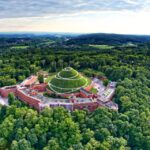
left=0, top=32, right=79, bottom=38
left=1, top=33, right=150, bottom=46
left=66, top=33, right=150, bottom=45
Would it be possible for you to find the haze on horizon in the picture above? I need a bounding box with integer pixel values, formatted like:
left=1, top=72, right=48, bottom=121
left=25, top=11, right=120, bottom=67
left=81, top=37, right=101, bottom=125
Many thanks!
left=0, top=0, right=150, bottom=35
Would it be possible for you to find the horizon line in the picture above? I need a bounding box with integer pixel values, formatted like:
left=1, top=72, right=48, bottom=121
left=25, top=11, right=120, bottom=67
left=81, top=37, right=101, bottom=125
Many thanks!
left=0, top=31, right=150, bottom=36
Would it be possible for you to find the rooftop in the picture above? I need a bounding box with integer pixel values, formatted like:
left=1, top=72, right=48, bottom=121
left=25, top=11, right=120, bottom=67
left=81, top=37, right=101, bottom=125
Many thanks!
left=80, top=88, right=92, bottom=95
left=21, top=75, right=37, bottom=86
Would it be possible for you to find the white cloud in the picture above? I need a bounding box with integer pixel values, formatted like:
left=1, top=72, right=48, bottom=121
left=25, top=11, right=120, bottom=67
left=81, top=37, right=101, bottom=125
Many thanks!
left=0, top=0, right=149, bottom=18
left=0, top=0, right=150, bottom=34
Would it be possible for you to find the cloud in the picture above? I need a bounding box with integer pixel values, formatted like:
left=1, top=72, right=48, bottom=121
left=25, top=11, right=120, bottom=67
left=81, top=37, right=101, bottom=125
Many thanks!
left=1, top=0, right=150, bottom=34
left=0, top=0, right=149, bottom=19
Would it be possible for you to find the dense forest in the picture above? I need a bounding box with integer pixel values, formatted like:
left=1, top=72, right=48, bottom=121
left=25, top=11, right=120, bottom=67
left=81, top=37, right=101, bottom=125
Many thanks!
left=0, top=36, right=150, bottom=149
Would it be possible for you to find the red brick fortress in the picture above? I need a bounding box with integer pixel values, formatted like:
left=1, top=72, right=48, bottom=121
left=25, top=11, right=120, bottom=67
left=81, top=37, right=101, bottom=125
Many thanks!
left=0, top=75, right=118, bottom=111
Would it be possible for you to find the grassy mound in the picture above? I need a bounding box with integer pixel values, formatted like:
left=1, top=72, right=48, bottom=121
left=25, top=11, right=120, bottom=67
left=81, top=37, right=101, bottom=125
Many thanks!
left=49, top=67, right=90, bottom=94
left=59, top=67, right=78, bottom=78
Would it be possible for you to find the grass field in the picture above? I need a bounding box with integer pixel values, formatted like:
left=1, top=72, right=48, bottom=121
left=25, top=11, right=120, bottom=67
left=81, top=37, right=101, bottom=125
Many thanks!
left=89, top=44, right=114, bottom=49
left=10, top=46, right=29, bottom=50
left=45, top=74, right=56, bottom=83
left=90, top=87, right=98, bottom=94
left=50, top=77, right=87, bottom=88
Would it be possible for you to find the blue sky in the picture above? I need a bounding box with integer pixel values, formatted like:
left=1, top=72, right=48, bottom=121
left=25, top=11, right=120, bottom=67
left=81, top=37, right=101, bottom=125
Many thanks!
left=0, top=0, right=150, bottom=34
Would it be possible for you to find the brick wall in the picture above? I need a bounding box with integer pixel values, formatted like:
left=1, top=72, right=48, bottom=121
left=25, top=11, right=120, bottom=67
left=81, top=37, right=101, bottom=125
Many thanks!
left=0, top=86, right=17, bottom=97
left=73, top=102, right=99, bottom=112
left=31, top=83, right=47, bottom=92
left=16, top=89, right=41, bottom=110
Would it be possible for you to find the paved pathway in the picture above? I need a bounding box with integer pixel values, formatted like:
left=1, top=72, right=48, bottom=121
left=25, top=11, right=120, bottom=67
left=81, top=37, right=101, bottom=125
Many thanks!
left=92, top=78, right=106, bottom=95
left=0, top=96, right=8, bottom=106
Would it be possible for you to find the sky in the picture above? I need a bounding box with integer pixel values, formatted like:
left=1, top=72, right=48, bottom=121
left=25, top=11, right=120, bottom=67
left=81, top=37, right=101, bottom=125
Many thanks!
left=0, top=0, right=150, bottom=34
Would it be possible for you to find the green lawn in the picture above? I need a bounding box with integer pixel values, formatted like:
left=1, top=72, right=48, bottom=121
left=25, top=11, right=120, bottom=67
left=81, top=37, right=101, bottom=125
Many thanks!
left=50, top=76, right=87, bottom=89
left=90, top=88, right=98, bottom=94
left=10, top=46, right=29, bottom=50
left=89, top=44, right=114, bottom=49
left=45, top=74, right=56, bottom=83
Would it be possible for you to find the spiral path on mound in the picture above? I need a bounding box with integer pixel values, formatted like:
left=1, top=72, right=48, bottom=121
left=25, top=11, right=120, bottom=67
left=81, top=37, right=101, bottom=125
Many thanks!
left=49, top=67, right=88, bottom=94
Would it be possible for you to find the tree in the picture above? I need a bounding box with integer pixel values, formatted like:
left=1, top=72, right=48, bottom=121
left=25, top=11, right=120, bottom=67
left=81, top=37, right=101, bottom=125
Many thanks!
left=82, top=129, right=94, bottom=144
left=27, top=131, right=38, bottom=146
left=18, top=75, right=25, bottom=82
left=18, top=139, right=32, bottom=150
left=11, top=140, right=19, bottom=150
left=107, top=137, right=127, bottom=150
left=0, top=138, right=7, bottom=149
left=51, top=61, right=57, bottom=72
left=8, top=93, right=16, bottom=105
left=52, top=117, right=82, bottom=149
left=43, top=138, right=61, bottom=150
left=84, top=138, right=100, bottom=150
left=38, top=74, right=44, bottom=83
left=103, top=79, right=109, bottom=86
left=120, top=96, right=133, bottom=112
left=95, top=128, right=110, bottom=141
left=38, top=134, right=47, bottom=149
left=72, top=109, right=87, bottom=124
left=57, top=59, right=64, bottom=69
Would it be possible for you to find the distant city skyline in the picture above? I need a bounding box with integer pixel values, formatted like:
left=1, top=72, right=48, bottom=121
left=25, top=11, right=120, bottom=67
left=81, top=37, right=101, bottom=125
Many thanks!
left=0, top=0, right=150, bottom=35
